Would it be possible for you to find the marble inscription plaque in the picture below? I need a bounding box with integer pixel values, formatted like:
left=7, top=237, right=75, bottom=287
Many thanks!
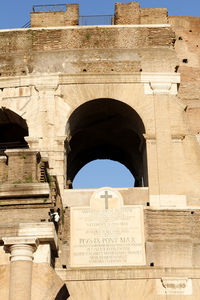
left=70, top=188, right=145, bottom=268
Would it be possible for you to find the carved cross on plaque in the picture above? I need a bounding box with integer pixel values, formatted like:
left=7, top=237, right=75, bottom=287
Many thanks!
left=100, top=191, right=112, bottom=209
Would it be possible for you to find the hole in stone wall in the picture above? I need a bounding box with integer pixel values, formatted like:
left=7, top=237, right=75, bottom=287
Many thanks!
left=150, top=262, right=154, bottom=267
left=139, top=69, right=142, bottom=72
left=178, top=37, right=183, bottom=40
left=189, top=30, right=192, bottom=32
left=175, top=66, right=179, bottom=72
left=0, top=88, right=4, bottom=92
left=62, top=265, right=67, bottom=269
left=182, top=59, right=188, bottom=63
left=0, top=73, right=2, bottom=76
left=83, top=69, right=87, bottom=72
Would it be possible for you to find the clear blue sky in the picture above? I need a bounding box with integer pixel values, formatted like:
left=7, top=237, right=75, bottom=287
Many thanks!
left=0, top=0, right=199, bottom=29
left=1, top=0, right=199, bottom=188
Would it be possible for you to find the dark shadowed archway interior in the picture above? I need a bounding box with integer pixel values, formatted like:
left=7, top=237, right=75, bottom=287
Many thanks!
left=66, top=98, right=148, bottom=188
left=0, top=107, right=28, bottom=151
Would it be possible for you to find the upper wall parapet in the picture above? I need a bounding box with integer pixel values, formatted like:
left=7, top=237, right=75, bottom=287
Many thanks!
left=30, top=1, right=168, bottom=28
left=31, top=4, right=79, bottom=27
left=115, top=2, right=168, bottom=25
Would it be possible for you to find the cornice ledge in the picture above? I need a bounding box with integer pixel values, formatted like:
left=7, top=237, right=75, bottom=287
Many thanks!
left=0, top=73, right=180, bottom=92
left=142, top=73, right=180, bottom=95
left=1, top=223, right=58, bottom=250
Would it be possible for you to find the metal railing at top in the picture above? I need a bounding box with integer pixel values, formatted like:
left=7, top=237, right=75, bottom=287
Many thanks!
left=22, top=8, right=114, bottom=28
left=22, top=21, right=31, bottom=28
left=79, top=15, right=114, bottom=26
left=21, top=14, right=114, bottom=28
left=32, top=1, right=79, bottom=13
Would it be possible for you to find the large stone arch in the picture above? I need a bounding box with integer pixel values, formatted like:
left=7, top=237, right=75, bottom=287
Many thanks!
left=59, top=81, right=154, bottom=137
left=66, top=98, right=148, bottom=187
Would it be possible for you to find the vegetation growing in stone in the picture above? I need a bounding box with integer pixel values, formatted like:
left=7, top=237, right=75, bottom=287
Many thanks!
left=24, top=175, right=33, bottom=183
left=86, top=33, right=91, bottom=40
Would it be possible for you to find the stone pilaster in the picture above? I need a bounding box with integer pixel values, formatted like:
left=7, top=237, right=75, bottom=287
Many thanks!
left=3, top=237, right=39, bottom=300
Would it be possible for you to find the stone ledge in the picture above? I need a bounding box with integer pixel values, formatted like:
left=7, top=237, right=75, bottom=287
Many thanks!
left=0, top=72, right=180, bottom=88
left=56, top=267, right=200, bottom=281
left=5, top=149, right=39, bottom=156
left=0, top=24, right=171, bottom=34
left=63, top=187, right=149, bottom=208
left=1, top=223, right=57, bottom=250
left=0, top=183, right=49, bottom=198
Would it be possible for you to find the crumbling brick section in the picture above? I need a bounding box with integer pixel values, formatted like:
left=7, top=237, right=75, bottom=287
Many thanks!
left=114, top=2, right=168, bottom=25
left=31, top=4, right=79, bottom=27
left=5, top=149, right=41, bottom=184
left=140, top=8, right=168, bottom=24
left=115, top=2, right=140, bottom=25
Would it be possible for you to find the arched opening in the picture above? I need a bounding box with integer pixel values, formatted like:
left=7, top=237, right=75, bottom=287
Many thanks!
left=73, top=159, right=135, bottom=189
left=0, top=107, right=28, bottom=152
left=66, top=98, right=148, bottom=188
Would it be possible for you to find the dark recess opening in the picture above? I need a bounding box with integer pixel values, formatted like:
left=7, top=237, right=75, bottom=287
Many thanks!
left=0, top=107, right=28, bottom=152
left=66, top=98, right=148, bottom=188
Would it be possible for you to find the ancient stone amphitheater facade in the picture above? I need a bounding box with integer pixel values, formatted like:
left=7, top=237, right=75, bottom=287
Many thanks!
left=0, top=2, right=200, bottom=299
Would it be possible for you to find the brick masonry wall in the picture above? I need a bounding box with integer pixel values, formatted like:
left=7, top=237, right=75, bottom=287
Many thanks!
left=0, top=26, right=176, bottom=76
left=115, top=2, right=140, bottom=25
left=169, top=16, right=200, bottom=133
left=140, top=8, right=168, bottom=25
left=114, top=3, right=168, bottom=25
left=5, top=150, right=40, bottom=184
left=31, top=12, right=66, bottom=28
left=31, top=4, right=79, bottom=27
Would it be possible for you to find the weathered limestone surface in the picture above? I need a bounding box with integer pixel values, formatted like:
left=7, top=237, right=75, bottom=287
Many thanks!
left=60, top=279, right=200, bottom=300
left=0, top=265, right=10, bottom=300
left=0, top=263, right=67, bottom=300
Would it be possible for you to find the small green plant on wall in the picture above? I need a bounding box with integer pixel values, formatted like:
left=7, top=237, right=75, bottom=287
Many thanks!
left=25, top=175, right=33, bottom=183
left=86, top=33, right=91, bottom=40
